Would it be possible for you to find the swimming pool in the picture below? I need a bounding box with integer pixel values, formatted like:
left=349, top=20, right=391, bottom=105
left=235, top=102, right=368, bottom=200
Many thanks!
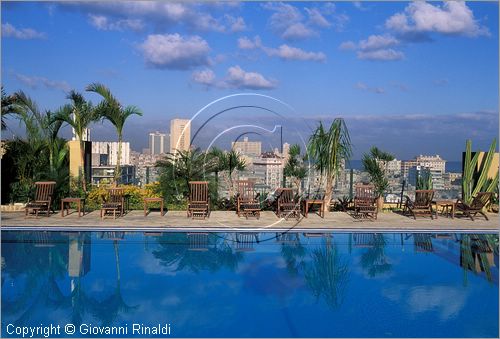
left=1, top=231, right=498, bottom=338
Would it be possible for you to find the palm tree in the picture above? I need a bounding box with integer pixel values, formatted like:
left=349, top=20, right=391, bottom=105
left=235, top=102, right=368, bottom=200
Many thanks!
left=362, top=146, right=395, bottom=204
left=55, top=91, right=100, bottom=192
left=86, top=83, right=142, bottom=185
left=209, top=147, right=226, bottom=199
left=157, top=148, right=218, bottom=200
left=307, top=119, right=352, bottom=213
left=1, top=86, right=21, bottom=130
left=284, top=144, right=307, bottom=194
left=14, top=91, right=65, bottom=175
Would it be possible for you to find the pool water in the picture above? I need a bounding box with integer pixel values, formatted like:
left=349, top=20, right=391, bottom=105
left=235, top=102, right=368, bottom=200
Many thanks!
left=1, top=231, right=498, bottom=338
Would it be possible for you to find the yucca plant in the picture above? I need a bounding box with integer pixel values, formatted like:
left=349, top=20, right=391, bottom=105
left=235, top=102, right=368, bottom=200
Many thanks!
left=416, top=170, right=433, bottom=190
left=463, top=139, right=499, bottom=204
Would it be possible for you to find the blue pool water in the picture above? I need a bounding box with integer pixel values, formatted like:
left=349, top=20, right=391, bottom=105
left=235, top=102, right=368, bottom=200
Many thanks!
left=1, top=231, right=498, bottom=338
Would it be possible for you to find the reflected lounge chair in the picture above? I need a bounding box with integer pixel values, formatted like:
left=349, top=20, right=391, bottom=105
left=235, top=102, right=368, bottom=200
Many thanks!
left=456, top=192, right=492, bottom=221
left=187, top=181, right=210, bottom=219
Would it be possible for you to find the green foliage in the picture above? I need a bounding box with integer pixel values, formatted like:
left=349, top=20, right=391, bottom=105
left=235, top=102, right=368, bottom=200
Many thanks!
left=86, top=83, right=142, bottom=184
left=463, top=139, right=499, bottom=204
left=362, top=146, right=394, bottom=197
left=307, top=119, right=352, bottom=205
left=156, top=148, right=218, bottom=205
left=284, top=144, right=307, bottom=192
left=416, top=170, right=433, bottom=190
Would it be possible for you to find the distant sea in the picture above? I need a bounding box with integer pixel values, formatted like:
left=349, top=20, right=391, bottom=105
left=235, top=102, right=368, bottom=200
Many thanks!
left=346, top=160, right=462, bottom=173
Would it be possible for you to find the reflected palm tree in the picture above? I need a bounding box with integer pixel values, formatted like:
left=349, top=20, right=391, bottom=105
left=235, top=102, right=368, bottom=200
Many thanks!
left=305, top=237, right=349, bottom=309
left=278, top=233, right=306, bottom=277
left=152, top=233, right=243, bottom=273
left=360, top=234, right=392, bottom=277
left=92, top=240, right=137, bottom=325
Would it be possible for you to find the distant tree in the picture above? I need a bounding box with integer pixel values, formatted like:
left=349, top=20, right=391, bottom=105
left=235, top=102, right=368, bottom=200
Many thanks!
left=307, top=119, right=352, bottom=213
left=86, top=83, right=142, bottom=185
left=55, top=91, right=100, bottom=192
left=284, top=144, right=307, bottom=194
left=362, top=146, right=394, bottom=198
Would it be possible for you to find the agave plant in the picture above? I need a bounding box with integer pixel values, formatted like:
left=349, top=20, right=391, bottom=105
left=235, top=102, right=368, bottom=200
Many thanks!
left=462, top=139, right=498, bottom=204
left=416, top=169, right=433, bottom=190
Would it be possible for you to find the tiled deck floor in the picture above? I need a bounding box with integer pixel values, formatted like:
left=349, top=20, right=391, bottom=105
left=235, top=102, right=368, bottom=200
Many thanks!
left=1, top=210, right=498, bottom=233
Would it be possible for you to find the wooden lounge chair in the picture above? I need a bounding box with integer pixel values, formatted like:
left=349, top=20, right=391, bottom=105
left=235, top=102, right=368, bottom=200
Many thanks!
left=456, top=192, right=492, bottom=221
left=354, top=184, right=378, bottom=220
left=236, top=180, right=261, bottom=219
left=187, top=181, right=210, bottom=219
left=101, top=187, right=124, bottom=219
left=277, top=188, right=301, bottom=220
left=25, top=181, right=56, bottom=218
left=404, top=190, right=435, bottom=219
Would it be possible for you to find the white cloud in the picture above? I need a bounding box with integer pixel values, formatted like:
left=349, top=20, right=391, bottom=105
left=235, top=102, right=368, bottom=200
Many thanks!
left=263, top=3, right=348, bottom=40
left=265, top=45, right=326, bottom=62
left=282, top=22, right=317, bottom=40
left=192, top=69, right=216, bottom=86
left=192, top=66, right=277, bottom=90
left=238, top=36, right=325, bottom=62
left=355, top=81, right=385, bottom=94
left=338, top=41, right=357, bottom=50
left=385, top=1, right=489, bottom=38
left=340, top=34, right=404, bottom=61
left=226, top=66, right=277, bottom=90
left=357, top=49, right=404, bottom=61
left=62, top=2, right=238, bottom=33
left=237, top=36, right=262, bottom=50
left=88, top=14, right=144, bottom=31
left=13, top=73, right=71, bottom=92
left=1, top=23, right=46, bottom=40
left=139, top=34, right=211, bottom=70
left=305, top=8, right=331, bottom=28
left=359, top=34, right=400, bottom=51
left=225, top=15, right=247, bottom=32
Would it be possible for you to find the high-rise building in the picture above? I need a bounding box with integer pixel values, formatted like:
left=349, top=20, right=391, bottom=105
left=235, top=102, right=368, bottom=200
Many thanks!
left=253, top=152, right=283, bottom=190
left=149, top=131, right=168, bottom=155
left=232, top=137, right=262, bottom=156
left=415, top=154, right=446, bottom=173
left=91, top=141, right=130, bottom=166
left=170, top=119, right=190, bottom=153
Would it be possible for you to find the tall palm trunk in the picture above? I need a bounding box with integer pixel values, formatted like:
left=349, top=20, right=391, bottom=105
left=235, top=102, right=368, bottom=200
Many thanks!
left=80, top=141, right=87, bottom=192
left=115, top=134, right=122, bottom=185
left=324, top=177, right=333, bottom=214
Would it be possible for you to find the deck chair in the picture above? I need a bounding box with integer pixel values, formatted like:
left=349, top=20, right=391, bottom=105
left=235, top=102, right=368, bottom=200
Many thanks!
left=187, top=181, right=210, bottom=219
left=101, top=187, right=124, bottom=219
left=277, top=188, right=301, bottom=220
left=456, top=192, right=492, bottom=221
left=404, top=190, right=435, bottom=219
left=354, top=184, right=378, bottom=220
left=236, top=180, right=261, bottom=219
left=25, top=181, right=56, bottom=218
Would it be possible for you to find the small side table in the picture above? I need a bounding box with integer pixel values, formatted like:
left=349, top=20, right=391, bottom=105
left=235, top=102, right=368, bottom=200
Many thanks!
left=432, top=200, right=456, bottom=219
left=61, top=198, right=84, bottom=217
left=144, top=197, right=164, bottom=216
left=303, top=199, right=325, bottom=218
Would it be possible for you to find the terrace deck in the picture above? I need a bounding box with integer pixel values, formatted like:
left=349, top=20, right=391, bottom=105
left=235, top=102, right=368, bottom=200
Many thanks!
left=1, top=210, right=498, bottom=233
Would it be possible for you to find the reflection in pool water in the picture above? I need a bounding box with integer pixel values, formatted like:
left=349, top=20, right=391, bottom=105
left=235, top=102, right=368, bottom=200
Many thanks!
left=1, top=231, right=498, bottom=338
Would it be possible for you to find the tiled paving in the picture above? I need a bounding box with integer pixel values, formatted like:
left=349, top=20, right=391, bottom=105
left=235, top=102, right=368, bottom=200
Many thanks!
left=1, top=210, right=498, bottom=233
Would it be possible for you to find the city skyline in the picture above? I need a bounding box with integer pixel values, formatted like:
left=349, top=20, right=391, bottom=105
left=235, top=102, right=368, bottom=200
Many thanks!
left=1, top=1, right=498, bottom=160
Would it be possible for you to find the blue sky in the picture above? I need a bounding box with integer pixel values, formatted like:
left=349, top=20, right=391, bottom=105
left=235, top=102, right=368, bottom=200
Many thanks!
left=2, top=1, right=498, bottom=160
